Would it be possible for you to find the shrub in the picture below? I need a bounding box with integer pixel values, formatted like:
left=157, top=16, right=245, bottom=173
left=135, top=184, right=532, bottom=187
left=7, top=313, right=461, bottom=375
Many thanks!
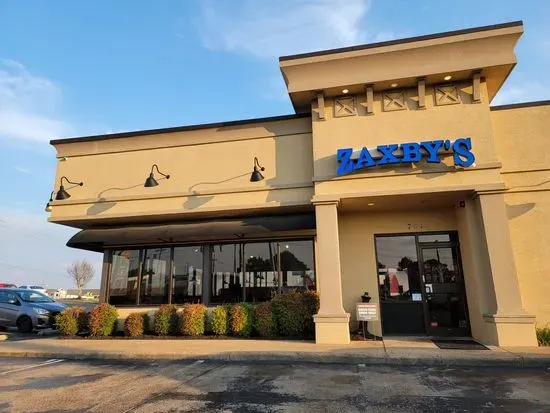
left=209, top=306, right=228, bottom=335
left=124, top=312, right=148, bottom=337
left=537, top=326, right=550, bottom=346
left=88, top=303, right=118, bottom=337
left=56, top=306, right=88, bottom=336
left=254, top=302, right=277, bottom=337
left=271, top=291, right=319, bottom=337
left=153, top=304, right=179, bottom=336
left=230, top=303, right=254, bottom=337
left=179, top=304, right=207, bottom=336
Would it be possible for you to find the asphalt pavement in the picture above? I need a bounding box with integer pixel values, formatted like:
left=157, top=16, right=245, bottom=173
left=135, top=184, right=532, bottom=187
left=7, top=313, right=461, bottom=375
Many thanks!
left=0, top=357, right=548, bottom=412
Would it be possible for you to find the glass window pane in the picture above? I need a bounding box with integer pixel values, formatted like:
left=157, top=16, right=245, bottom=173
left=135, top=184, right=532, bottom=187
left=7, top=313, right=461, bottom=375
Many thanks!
left=376, top=236, right=421, bottom=302
left=140, top=247, right=170, bottom=305
left=210, top=243, right=243, bottom=304
left=279, top=240, right=316, bottom=292
left=244, top=242, right=278, bottom=302
left=173, top=246, right=203, bottom=304
left=109, top=250, right=140, bottom=305
left=418, top=234, right=451, bottom=243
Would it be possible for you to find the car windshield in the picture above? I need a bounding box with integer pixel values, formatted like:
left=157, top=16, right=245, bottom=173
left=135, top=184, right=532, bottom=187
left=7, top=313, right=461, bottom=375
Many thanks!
left=17, top=291, right=53, bottom=303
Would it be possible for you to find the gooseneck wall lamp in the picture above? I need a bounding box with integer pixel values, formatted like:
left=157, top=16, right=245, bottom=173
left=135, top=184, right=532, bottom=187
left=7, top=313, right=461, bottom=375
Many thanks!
left=250, top=157, right=265, bottom=182
left=55, top=176, right=84, bottom=200
left=45, top=191, right=54, bottom=212
left=144, top=164, right=170, bottom=187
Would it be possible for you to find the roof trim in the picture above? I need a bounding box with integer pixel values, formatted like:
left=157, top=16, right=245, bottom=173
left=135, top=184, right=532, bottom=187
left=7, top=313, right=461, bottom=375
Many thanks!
left=490, top=100, right=550, bottom=111
left=50, top=113, right=311, bottom=145
left=279, top=21, right=523, bottom=62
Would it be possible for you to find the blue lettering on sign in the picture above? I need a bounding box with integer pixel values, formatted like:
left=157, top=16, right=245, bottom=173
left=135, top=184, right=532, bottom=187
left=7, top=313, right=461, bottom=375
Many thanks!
left=336, top=138, right=475, bottom=176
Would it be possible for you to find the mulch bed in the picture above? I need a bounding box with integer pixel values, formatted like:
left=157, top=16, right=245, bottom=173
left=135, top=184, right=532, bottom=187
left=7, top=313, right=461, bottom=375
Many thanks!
left=59, top=333, right=314, bottom=341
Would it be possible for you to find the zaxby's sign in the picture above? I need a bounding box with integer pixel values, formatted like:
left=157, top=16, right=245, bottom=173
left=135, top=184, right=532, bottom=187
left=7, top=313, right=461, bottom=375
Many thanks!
left=336, top=138, right=475, bottom=176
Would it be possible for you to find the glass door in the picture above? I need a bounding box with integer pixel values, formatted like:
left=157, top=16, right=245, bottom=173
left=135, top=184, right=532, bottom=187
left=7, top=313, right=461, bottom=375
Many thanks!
left=419, top=244, right=470, bottom=337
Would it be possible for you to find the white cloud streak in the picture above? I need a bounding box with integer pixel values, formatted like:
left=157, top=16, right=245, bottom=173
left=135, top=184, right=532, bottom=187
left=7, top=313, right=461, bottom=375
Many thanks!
left=492, top=79, right=550, bottom=106
left=196, top=0, right=373, bottom=59
left=0, top=60, right=72, bottom=143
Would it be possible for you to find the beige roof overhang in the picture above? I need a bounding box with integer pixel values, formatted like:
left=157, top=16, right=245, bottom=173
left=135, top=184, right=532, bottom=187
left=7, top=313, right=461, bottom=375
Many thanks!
left=279, top=21, right=524, bottom=112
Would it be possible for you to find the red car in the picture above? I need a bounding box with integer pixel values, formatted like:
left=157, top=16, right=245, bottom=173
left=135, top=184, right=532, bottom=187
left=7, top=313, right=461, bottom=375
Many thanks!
left=0, top=283, right=17, bottom=288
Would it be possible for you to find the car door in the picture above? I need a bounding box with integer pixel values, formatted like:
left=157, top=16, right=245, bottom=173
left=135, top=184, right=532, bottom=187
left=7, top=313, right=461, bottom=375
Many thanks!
left=0, top=290, right=20, bottom=327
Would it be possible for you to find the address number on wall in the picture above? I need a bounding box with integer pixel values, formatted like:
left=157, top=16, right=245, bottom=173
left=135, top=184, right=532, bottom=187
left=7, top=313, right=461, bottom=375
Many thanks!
left=407, top=223, right=425, bottom=230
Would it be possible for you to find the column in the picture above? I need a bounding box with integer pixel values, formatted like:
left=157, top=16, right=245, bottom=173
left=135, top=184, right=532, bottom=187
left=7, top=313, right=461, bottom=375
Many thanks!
left=477, top=192, right=537, bottom=346
left=313, top=201, right=350, bottom=344
left=99, top=249, right=111, bottom=304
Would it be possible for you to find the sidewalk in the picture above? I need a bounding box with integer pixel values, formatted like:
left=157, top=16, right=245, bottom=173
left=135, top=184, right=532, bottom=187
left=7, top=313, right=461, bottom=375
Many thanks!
left=0, top=336, right=549, bottom=367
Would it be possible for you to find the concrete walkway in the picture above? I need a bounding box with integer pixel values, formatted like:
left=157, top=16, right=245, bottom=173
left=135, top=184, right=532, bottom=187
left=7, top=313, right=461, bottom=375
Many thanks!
left=0, top=336, right=549, bottom=367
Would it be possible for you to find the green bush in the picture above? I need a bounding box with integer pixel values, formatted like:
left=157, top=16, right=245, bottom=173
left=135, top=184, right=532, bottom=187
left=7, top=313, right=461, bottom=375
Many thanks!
left=271, top=291, right=319, bottom=337
left=230, top=303, right=254, bottom=336
left=55, top=307, right=88, bottom=336
left=209, top=306, right=228, bottom=335
left=254, top=301, right=277, bottom=337
left=537, top=326, right=550, bottom=346
left=88, top=303, right=118, bottom=337
left=123, top=312, right=148, bottom=337
left=179, top=304, right=207, bottom=336
left=153, top=304, right=179, bottom=336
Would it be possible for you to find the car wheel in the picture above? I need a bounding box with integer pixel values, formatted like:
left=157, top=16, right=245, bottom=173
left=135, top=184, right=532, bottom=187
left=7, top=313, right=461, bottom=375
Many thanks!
left=16, top=316, right=33, bottom=333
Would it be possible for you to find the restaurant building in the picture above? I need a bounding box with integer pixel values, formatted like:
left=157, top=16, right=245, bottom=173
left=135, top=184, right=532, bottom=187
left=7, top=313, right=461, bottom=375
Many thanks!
left=48, top=21, right=549, bottom=346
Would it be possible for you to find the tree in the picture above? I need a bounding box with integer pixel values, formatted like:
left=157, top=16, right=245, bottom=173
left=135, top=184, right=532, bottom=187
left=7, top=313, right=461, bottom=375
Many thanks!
left=67, top=260, right=95, bottom=297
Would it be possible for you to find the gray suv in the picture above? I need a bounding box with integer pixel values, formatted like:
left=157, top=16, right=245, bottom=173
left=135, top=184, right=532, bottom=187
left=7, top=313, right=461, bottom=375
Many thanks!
left=0, top=289, right=66, bottom=333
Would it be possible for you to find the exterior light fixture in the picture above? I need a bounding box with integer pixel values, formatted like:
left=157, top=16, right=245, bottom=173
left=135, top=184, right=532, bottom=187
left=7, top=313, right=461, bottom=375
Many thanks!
left=144, top=164, right=170, bottom=187
left=367, top=203, right=375, bottom=206
left=45, top=191, right=54, bottom=212
left=390, top=83, right=398, bottom=88
left=444, top=75, right=452, bottom=81
left=55, top=176, right=83, bottom=200
left=250, top=157, right=265, bottom=182
left=342, top=89, right=349, bottom=94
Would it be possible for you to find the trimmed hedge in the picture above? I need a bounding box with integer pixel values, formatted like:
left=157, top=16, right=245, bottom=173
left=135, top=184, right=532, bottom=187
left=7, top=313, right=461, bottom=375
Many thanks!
left=537, top=326, right=550, bottom=346
left=124, top=312, right=148, bottom=337
left=179, top=304, right=207, bottom=336
left=230, top=303, right=254, bottom=336
left=88, top=303, right=118, bottom=337
left=271, top=291, right=319, bottom=337
left=209, top=306, right=228, bottom=335
left=56, top=306, right=88, bottom=336
left=153, top=304, right=179, bottom=336
left=254, top=301, right=277, bottom=337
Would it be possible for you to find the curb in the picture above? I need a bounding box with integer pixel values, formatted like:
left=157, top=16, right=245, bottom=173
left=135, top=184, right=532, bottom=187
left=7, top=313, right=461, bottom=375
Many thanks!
left=0, top=350, right=548, bottom=368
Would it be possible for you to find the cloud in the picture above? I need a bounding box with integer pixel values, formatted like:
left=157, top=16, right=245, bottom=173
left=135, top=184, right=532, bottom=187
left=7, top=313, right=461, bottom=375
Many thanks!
left=13, top=165, right=31, bottom=175
left=492, top=79, right=550, bottom=106
left=0, top=59, right=72, bottom=143
left=196, top=0, right=373, bottom=59
left=0, top=208, right=102, bottom=289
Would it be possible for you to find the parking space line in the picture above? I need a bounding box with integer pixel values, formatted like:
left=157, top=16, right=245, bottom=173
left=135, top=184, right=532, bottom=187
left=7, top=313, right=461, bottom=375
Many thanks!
left=0, top=358, right=64, bottom=375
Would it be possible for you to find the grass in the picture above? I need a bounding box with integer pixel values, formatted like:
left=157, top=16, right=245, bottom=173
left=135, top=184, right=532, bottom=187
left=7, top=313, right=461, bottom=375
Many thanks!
left=536, top=326, right=550, bottom=346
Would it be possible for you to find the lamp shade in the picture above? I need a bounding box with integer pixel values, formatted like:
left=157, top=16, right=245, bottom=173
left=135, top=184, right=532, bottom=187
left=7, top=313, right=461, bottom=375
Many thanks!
left=55, top=186, right=71, bottom=200
left=45, top=203, right=53, bottom=212
left=144, top=173, right=159, bottom=187
left=250, top=168, right=264, bottom=182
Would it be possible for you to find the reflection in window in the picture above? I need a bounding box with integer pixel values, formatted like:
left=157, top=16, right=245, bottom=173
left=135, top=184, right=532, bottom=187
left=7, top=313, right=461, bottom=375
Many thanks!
left=244, top=242, right=278, bottom=302
left=109, top=250, right=140, bottom=305
left=173, top=246, right=203, bottom=304
left=280, top=241, right=315, bottom=291
left=376, top=236, right=421, bottom=302
left=140, top=247, right=170, bottom=305
left=210, top=243, right=243, bottom=304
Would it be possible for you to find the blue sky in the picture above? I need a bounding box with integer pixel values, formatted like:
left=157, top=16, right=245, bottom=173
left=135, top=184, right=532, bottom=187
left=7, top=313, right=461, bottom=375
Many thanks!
left=1, top=0, right=549, bottom=290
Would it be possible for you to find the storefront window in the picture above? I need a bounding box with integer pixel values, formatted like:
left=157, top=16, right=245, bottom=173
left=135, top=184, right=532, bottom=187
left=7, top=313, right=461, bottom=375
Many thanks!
left=109, top=250, right=140, bottom=305
left=173, top=246, right=203, bottom=304
left=244, top=242, right=278, bottom=302
left=210, top=243, right=243, bottom=303
left=279, top=240, right=315, bottom=291
left=376, top=236, right=421, bottom=302
left=139, top=247, right=170, bottom=305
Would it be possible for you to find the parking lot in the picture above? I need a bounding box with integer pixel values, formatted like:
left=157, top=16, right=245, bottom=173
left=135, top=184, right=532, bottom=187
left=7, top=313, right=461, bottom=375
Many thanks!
left=0, top=357, right=548, bottom=412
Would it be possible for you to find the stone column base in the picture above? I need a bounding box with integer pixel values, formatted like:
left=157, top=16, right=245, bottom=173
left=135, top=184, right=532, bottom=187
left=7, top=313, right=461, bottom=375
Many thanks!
left=314, top=313, right=351, bottom=345
left=483, top=313, right=538, bottom=347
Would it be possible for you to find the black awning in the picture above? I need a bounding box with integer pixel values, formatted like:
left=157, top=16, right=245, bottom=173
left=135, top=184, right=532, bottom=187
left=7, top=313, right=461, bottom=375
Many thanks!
left=67, top=213, right=316, bottom=252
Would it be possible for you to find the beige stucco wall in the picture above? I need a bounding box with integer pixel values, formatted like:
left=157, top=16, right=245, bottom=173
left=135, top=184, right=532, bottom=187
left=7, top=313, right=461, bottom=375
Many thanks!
left=491, top=104, right=550, bottom=328
left=338, top=208, right=457, bottom=336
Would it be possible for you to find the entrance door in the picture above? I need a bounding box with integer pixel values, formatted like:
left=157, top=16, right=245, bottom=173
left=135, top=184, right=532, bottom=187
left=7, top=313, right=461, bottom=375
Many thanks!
left=419, top=244, right=470, bottom=337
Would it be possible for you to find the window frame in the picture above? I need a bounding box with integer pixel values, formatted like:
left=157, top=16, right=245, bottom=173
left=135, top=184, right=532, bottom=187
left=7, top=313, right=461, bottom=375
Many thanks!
left=105, top=236, right=316, bottom=307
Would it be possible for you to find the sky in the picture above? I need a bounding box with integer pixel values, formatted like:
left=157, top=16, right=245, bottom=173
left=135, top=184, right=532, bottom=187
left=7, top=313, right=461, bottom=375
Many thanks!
left=1, top=0, right=549, bottom=290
